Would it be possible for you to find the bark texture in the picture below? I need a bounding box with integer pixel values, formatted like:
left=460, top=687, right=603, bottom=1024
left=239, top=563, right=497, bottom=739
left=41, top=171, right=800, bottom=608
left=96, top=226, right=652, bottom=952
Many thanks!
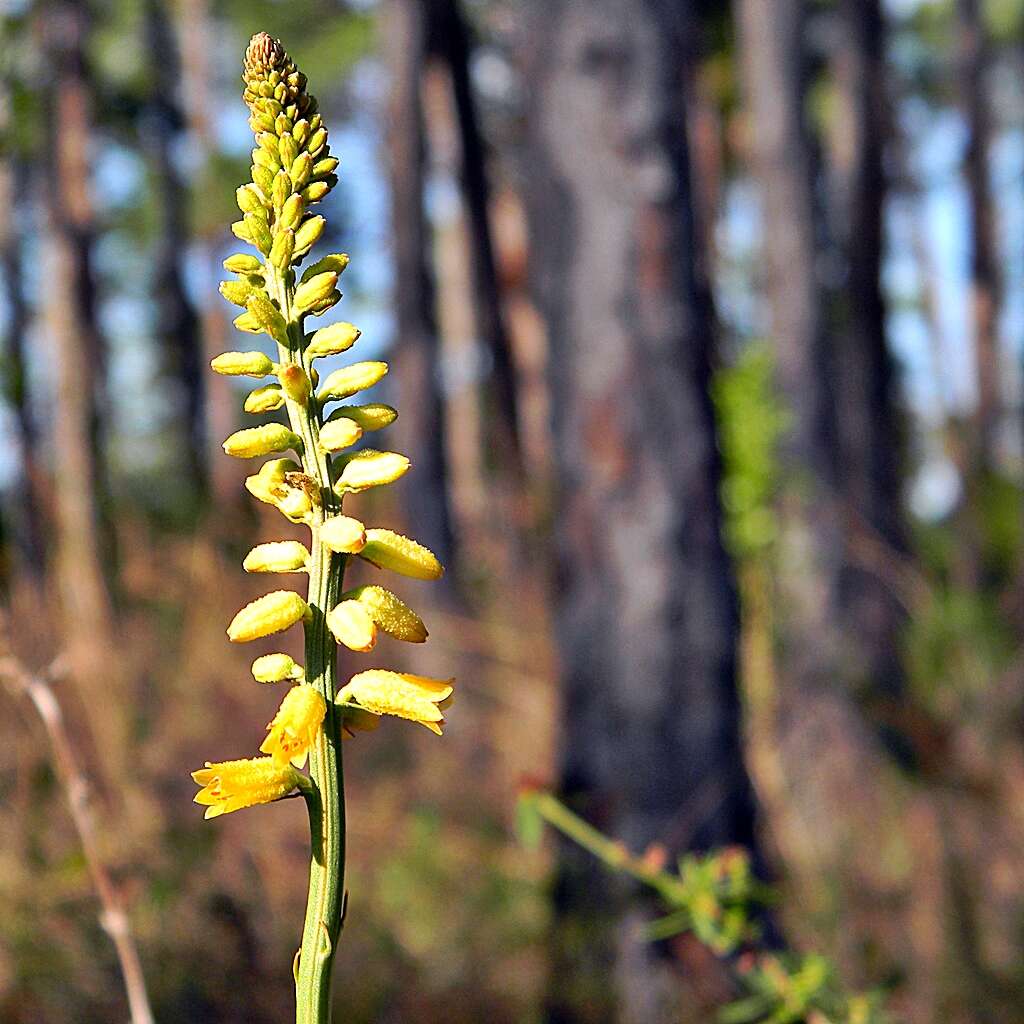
left=384, top=0, right=455, bottom=566
left=40, top=0, right=124, bottom=764
left=735, top=0, right=845, bottom=691
left=523, top=2, right=755, bottom=1018
left=142, top=0, right=206, bottom=494
left=425, top=0, right=521, bottom=470
left=830, top=0, right=906, bottom=698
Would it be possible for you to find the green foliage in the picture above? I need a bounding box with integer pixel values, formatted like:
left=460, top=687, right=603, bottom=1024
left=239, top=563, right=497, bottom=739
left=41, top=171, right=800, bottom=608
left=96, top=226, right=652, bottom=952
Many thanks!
left=521, top=790, right=895, bottom=1024
left=721, top=955, right=891, bottom=1024
left=712, top=343, right=788, bottom=561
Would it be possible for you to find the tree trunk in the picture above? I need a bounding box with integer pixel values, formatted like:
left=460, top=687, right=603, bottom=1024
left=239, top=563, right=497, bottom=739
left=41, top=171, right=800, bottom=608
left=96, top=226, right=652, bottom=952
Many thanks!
left=523, top=2, right=756, bottom=1019
left=425, top=0, right=522, bottom=474
left=829, top=0, right=906, bottom=699
left=176, top=0, right=245, bottom=511
left=735, top=0, right=845, bottom=691
left=0, top=154, right=47, bottom=579
left=383, top=0, right=455, bottom=567
left=142, top=0, right=206, bottom=498
left=40, top=0, right=121, bottom=740
left=957, top=0, right=1000, bottom=476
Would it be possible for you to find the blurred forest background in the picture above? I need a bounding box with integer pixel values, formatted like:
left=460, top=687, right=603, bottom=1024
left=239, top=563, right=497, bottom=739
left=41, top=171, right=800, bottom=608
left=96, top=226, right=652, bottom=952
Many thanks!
left=3, top=0, right=1024, bottom=1021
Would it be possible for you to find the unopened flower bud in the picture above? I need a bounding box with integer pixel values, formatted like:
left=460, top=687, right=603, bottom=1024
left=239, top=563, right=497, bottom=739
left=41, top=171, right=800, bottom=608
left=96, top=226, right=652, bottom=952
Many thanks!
left=234, top=310, right=262, bottom=334
left=278, top=364, right=311, bottom=404
left=223, top=423, right=302, bottom=458
left=269, top=228, right=295, bottom=270
left=243, top=540, right=310, bottom=573
left=304, top=289, right=341, bottom=316
left=245, top=212, right=274, bottom=255
left=293, top=118, right=310, bottom=146
left=244, top=384, right=286, bottom=413
left=246, top=292, right=291, bottom=345
left=281, top=193, right=305, bottom=231
left=272, top=169, right=291, bottom=212
left=290, top=151, right=313, bottom=191
left=317, top=361, right=388, bottom=402
left=313, top=156, right=339, bottom=179
left=318, top=417, right=362, bottom=452
left=252, top=653, right=304, bottom=684
left=358, top=528, right=444, bottom=580
left=227, top=590, right=311, bottom=643
left=300, top=254, right=349, bottom=285
left=333, top=450, right=410, bottom=494
left=302, top=181, right=330, bottom=204
left=306, top=320, right=359, bottom=357
left=343, top=584, right=427, bottom=643
left=219, top=280, right=255, bottom=306
left=236, top=184, right=265, bottom=215
left=326, top=600, right=377, bottom=652
left=308, top=127, right=327, bottom=155
left=320, top=515, right=367, bottom=554
left=278, top=132, right=298, bottom=169
left=329, top=403, right=398, bottom=432
left=253, top=164, right=275, bottom=195
left=211, top=351, right=274, bottom=377
left=293, top=271, right=337, bottom=314
left=223, top=253, right=264, bottom=275
left=293, top=215, right=325, bottom=255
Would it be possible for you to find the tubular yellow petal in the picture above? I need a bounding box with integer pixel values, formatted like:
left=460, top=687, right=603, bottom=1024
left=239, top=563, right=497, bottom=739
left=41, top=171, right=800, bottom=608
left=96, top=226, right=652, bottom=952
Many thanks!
left=227, top=590, right=310, bottom=643
left=191, top=756, right=303, bottom=817
left=260, top=684, right=326, bottom=767
left=338, top=669, right=453, bottom=734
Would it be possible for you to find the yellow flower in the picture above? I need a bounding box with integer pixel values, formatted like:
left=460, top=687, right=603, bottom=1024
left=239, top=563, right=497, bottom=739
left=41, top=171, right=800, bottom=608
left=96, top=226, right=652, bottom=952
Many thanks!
left=260, top=684, right=327, bottom=767
left=191, top=756, right=303, bottom=818
left=338, top=669, right=453, bottom=735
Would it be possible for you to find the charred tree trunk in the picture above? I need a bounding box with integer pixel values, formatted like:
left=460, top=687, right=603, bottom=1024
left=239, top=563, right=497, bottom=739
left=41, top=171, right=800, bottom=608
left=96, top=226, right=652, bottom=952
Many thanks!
left=524, top=2, right=756, bottom=1019
left=424, top=0, right=522, bottom=473
left=830, top=0, right=906, bottom=699
left=40, top=0, right=120, bottom=722
left=383, top=0, right=455, bottom=567
left=735, top=0, right=845, bottom=691
left=142, top=0, right=206, bottom=497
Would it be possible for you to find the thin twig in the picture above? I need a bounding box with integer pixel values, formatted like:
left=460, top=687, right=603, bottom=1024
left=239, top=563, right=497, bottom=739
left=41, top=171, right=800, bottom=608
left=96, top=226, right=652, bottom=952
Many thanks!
left=0, top=649, right=155, bottom=1024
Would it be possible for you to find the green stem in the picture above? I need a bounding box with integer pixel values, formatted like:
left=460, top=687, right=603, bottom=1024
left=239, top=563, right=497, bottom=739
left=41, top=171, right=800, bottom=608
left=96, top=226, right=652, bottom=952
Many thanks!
left=532, top=793, right=684, bottom=904
left=268, top=264, right=345, bottom=1024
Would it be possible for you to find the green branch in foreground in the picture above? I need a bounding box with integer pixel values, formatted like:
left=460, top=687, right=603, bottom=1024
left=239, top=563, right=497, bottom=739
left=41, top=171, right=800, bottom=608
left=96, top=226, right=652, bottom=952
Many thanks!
left=518, top=789, right=895, bottom=1024
left=190, top=33, right=452, bottom=1024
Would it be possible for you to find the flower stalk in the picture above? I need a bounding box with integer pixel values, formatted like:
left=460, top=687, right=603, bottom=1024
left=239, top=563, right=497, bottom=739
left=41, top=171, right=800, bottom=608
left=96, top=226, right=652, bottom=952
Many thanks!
left=191, top=34, right=451, bottom=1024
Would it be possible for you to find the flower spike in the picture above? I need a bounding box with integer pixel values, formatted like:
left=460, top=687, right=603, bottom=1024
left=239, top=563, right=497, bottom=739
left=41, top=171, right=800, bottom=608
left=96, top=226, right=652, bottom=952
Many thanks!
left=195, top=33, right=453, bottom=1015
